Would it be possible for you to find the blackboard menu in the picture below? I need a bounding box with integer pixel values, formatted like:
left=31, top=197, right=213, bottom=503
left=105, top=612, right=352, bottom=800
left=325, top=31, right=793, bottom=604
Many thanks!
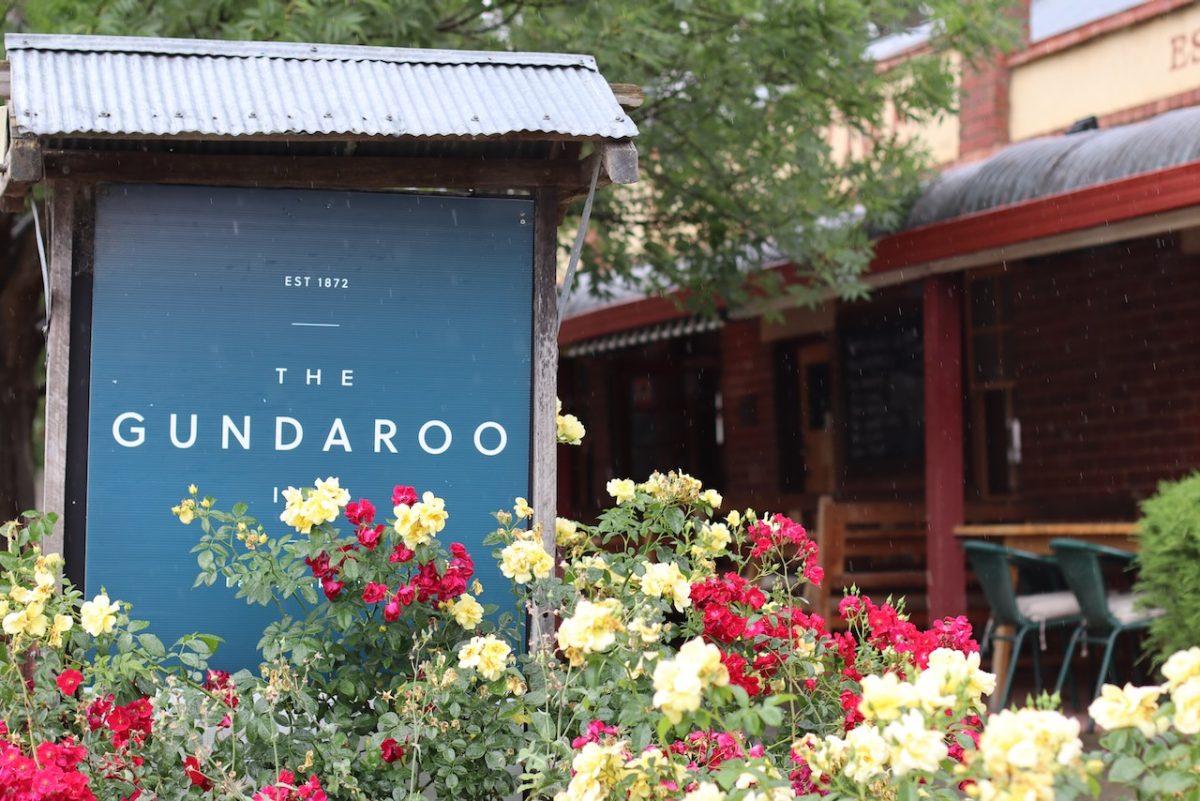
left=839, top=303, right=924, bottom=473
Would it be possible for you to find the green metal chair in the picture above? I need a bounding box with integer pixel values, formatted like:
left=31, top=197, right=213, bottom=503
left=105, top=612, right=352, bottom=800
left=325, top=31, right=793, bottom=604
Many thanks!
left=964, top=540, right=1083, bottom=709
left=1051, top=539, right=1163, bottom=705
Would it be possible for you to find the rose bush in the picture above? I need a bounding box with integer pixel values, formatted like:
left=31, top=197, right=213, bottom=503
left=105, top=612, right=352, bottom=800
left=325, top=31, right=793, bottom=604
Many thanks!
left=0, top=408, right=1196, bottom=800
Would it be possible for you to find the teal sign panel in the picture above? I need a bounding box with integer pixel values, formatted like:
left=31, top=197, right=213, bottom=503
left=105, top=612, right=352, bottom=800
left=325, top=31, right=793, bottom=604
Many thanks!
left=85, top=185, right=534, bottom=669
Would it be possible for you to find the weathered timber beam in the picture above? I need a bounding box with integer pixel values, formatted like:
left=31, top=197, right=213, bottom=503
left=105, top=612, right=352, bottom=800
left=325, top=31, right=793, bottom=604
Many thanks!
left=608, top=83, right=644, bottom=110
left=558, top=139, right=639, bottom=209
left=0, top=137, right=42, bottom=212
left=43, top=150, right=598, bottom=193
left=602, top=140, right=639, bottom=185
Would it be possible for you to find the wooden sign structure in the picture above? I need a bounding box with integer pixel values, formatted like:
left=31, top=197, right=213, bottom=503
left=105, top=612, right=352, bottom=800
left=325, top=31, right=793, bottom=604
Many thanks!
left=0, top=34, right=638, bottom=660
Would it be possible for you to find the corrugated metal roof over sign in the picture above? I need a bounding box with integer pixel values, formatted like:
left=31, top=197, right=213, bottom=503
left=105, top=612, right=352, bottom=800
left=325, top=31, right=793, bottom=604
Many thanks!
left=906, top=104, right=1200, bottom=228
left=6, top=33, right=639, bottom=141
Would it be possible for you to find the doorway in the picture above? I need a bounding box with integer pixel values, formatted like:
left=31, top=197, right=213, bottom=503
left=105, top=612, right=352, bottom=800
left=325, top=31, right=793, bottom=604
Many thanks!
left=799, top=342, right=834, bottom=495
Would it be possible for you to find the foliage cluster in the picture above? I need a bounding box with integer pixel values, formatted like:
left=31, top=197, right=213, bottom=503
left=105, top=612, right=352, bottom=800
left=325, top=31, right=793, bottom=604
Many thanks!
left=1135, top=472, right=1200, bottom=661
left=2, top=463, right=1196, bottom=801
left=15, top=0, right=1014, bottom=307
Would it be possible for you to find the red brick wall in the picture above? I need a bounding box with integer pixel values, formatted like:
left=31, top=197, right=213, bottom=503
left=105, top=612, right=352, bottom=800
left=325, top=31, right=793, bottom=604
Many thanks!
left=719, top=320, right=780, bottom=507
left=956, top=0, right=1026, bottom=162
left=1012, top=235, right=1200, bottom=519
left=958, top=57, right=1011, bottom=161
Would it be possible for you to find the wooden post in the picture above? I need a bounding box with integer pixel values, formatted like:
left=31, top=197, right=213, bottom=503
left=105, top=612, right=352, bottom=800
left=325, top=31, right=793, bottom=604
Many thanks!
left=923, top=274, right=966, bottom=619
left=529, top=186, right=559, bottom=650
left=41, top=181, right=78, bottom=557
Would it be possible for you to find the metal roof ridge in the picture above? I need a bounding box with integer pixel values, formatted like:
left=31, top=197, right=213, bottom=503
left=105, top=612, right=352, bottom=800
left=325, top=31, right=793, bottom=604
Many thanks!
left=4, top=33, right=599, bottom=71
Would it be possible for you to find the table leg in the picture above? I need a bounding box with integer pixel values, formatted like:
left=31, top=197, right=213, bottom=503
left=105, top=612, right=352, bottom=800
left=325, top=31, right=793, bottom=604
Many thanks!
left=990, top=625, right=1014, bottom=712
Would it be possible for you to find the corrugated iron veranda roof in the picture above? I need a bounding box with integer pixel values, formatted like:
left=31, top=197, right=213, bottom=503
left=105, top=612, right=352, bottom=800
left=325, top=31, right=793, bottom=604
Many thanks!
left=6, top=33, right=639, bottom=141
left=906, top=104, right=1200, bottom=228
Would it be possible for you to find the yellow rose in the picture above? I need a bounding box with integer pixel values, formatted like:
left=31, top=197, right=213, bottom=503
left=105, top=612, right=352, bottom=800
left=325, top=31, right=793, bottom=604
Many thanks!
left=172, top=498, right=197, bottom=525
left=606, top=478, right=637, bottom=505
left=49, top=614, right=73, bottom=647
left=457, top=634, right=511, bottom=681
left=625, top=746, right=687, bottom=801
left=556, top=412, right=586, bottom=445
left=21, top=605, right=48, bottom=639
left=1162, top=647, right=1200, bottom=691
left=499, top=540, right=554, bottom=584
left=843, top=724, right=889, bottom=783
left=416, top=491, right=448, bottom=532
left=279, top=487, right=315, bottom=534
left=1088, top=683, right=1165, bottom=738
left=693, top=523, right=731, bottom=558
left=882, top=709, right=948, bottom=775
left=80, top=593, right=121, bottom=637
left=556, top=741, right=627, bottom=801
left=451, top=594, right=484, bottom=630
left=2, top=610, right=25, bottom=636
left=301, top=476, right=350, bottom=526
left=652, top=657, right=704, bottom=724
left=555, top=517, right=583, bottom=547
left=8, top=585, right=34, bottom=605
left=726, top=510, right=742, bottom=528
left=700, top=489, right=723, bottom=509
left=1170, top=677, right=1200, bottom=734
left=513, top=497, right=534, bottom=520
left=557, top=599, right=624, bottom=666
left=682, top=783, right=726, bottom=801
left=977, top=708, right=1082, bottom=801
left=639, top=561, right=692, bottom=611
left=2, top=606, right=47, bottom=639
left=393, top=503, right=426, bottom=549
left=859, top=672, right=920, bottom=722
left=628, top=618, right=662, bottom=644
left=914, top=648, right=996, bottom=714
left=652, top=637, right=728, bottom=724
left=640, top=470, right=703, bottom=503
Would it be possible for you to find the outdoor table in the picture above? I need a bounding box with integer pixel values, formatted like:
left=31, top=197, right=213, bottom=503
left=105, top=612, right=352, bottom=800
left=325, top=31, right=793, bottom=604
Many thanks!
left=953, top=522, right=1139, bottom=709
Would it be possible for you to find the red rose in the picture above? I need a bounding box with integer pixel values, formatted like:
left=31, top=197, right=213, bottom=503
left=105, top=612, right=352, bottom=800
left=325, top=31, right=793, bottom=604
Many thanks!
left=392, top=485, right=418, bottom=507
left=56, top=669, right=84, bottom=696
left=362, top=583, right=389, bottom=604
left=396, top=585, right=416, bottom=606
left=321, top=578, right=344, bottom=601
left=380, top=738, right=405, bottom=764
left=388, top=544, right=414, bottom=564
left=305, top=552, right=333, bottom=580
left=383, top=599, right=402, bottom=623
left=184, top=755, right=213, bottom=790
left=357, top=524, right=384, bottom=550
left=106, top=706, right=132, bottom=735
left=345, top=499, right=376, bottom=526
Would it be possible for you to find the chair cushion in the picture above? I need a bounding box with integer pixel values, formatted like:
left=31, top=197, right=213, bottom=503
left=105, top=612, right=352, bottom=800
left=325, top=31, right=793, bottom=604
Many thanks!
left=1108, top=593, right=1165, bottom=625
left=1015, top=591, right=1080, bottom=622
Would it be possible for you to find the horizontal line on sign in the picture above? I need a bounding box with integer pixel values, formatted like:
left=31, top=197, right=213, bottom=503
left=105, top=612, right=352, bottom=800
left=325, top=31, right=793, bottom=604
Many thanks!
left=291, top=322, right=341, bottom=328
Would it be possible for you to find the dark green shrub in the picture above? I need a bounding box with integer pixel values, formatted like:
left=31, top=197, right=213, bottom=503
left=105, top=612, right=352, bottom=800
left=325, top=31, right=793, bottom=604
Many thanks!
left=1136, top=472, right=1200, bottom=661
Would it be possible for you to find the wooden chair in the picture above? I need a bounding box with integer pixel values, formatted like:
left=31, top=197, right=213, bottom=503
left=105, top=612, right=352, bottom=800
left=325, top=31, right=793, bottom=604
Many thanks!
left=806, top=496, right=928, bottom=626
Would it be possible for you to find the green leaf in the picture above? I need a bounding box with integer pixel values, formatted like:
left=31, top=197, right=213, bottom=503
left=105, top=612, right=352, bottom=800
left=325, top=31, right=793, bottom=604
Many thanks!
left=1109, top=755, right=1145, bottom=783
left=1157, top=770, right=1195, bottom=794
left=137, top=633, right=166, bottom=658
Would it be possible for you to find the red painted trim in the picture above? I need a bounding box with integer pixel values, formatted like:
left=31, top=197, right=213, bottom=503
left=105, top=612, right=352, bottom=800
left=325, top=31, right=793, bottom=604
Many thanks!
left=923, top=275, right=966, bottom=618
left=558, top=262, right=798, bottom=346
left=1008, top=0, right=1192, bottom=67
left=559, top=295, right=688, bottom=346
left=870, top=159, right=1200, bottom=273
